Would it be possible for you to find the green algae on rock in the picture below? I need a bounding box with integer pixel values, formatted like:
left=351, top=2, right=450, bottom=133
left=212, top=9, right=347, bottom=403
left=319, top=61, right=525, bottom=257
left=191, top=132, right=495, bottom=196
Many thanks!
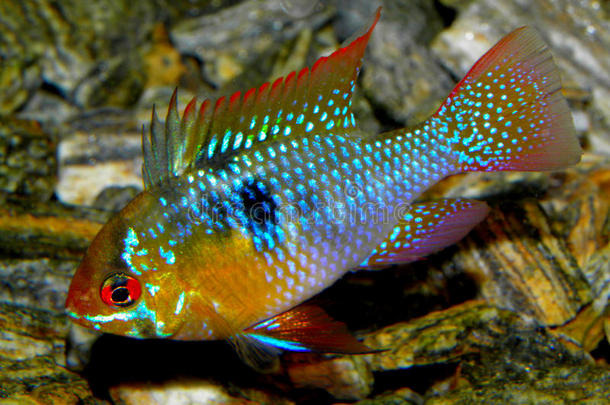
left=0, top=301, right=106, bottom=404
left=0, top=355, right=106, bottom=405
left=425, top=357, right=610, bottom=404
left=0, top=0, right=157, bottom=112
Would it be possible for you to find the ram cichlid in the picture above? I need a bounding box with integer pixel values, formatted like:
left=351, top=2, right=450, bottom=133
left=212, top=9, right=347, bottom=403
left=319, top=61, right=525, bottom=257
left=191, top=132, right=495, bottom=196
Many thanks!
left=66, top=9, right=581, bottom=368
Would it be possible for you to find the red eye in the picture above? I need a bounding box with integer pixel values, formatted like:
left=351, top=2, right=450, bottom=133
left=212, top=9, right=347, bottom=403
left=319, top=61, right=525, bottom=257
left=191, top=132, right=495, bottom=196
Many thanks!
left=100, top=273, right=141, bottom=307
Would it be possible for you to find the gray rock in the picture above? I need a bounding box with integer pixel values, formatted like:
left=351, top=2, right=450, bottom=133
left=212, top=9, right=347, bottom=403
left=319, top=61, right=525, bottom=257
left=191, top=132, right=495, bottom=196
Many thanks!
left=286, top=354, right=374, bottom=400
left=0, top=259, right=76, bottom=313
left=329, top=0, right=453, bottom=127
left=171, top=0, right=335, bottom=90
left=92, top=185, right=142, bottom=212
left=0, top=0, right=161, bottom=114
left=17, top=91, right=80, bottom=126
left=56, top=130, right=143, bottom=206
left=361, top=18, right=454, bottom=126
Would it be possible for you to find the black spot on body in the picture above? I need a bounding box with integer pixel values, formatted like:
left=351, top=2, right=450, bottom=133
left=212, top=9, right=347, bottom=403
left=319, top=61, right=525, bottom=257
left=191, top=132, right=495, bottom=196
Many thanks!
left=239, top=178, right=278, bottom=229
left=235, top=177, right=282, bottom=250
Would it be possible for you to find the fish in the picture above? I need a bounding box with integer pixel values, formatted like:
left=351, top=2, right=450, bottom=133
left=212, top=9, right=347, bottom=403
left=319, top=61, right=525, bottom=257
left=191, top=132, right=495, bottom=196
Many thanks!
left=65, top=9, right=581, bottom=369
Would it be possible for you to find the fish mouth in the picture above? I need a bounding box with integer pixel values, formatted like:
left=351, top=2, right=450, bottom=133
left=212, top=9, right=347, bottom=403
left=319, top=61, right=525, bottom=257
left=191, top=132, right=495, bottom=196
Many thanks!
left=64, top=285, right=95, bottom=328
left=64, top=299, right=89, bottom=327
left=65, top=308, right=81, bottom=321
left=64, top=306, right=98, bottom=331
left=65, top=293, right=81, bottom=321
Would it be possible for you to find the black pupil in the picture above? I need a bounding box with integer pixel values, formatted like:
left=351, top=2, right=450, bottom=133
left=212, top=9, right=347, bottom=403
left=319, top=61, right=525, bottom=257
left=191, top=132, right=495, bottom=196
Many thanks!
left=111, top=286, right=130, bottom=303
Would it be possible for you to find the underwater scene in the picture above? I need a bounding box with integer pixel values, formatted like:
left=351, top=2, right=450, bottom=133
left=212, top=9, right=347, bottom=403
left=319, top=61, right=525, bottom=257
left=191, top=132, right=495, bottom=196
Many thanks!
left=1, top=0, right=609, bottom=404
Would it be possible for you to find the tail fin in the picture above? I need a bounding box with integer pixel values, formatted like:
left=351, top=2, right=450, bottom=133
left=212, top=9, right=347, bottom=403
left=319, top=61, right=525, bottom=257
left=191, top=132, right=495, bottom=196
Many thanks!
left=431, top=26, right=581, bottom=172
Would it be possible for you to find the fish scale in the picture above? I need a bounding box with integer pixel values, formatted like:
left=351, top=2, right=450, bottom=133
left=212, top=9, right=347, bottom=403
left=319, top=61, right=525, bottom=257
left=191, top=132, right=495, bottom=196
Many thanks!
left=66, top=9, right=581, bottom=368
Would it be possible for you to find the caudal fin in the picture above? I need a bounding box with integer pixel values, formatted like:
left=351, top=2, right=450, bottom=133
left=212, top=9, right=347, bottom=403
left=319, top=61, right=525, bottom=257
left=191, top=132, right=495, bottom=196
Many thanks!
left=432, top=26, right=581, bottom=172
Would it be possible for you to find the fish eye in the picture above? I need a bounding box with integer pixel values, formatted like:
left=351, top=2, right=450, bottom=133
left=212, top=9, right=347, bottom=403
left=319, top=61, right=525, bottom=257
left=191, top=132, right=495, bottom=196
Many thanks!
left=100, top=273, right=141, bottom=308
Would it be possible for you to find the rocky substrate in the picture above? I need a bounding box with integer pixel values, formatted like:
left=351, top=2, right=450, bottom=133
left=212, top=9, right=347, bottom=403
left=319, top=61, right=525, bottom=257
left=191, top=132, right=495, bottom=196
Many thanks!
left=1, top=0, right=609, bottom=404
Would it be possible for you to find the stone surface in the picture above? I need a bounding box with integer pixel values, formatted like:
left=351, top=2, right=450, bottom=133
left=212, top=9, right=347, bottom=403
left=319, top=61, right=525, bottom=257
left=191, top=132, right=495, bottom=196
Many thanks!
left=0, top=302, right=106, bottom=404
left=91, top=185, right=142, bottom=212
left=334, top=387, right=423, bottom=405
left=288, top=300, right=610, bottom=402
left=56, top=130, right=143, bottom=206
left=286, top=354, right=374, bottom=400
left=448, top=199, right=590, bottom=325
left=0, top=117, right=56, bottom=201
left=420, top=155, right=610, bottom=333
left=110, top=378, right=294, bottom=405
left=358, top=0, right=454, bottom=126
left=425, top=360, right=610, bottom=404
left=0, top=302, right=67, bottom=363
left=0, top=0, right=157, bottom=113
left=171, top=0, right=334, bottom=90
left=362, top=301, right=586, bottom=372
left=0, top=198, right=104, bottom=260
left=0, top=355, right=106, bottom=405
left=0, top=259, right=77, bottom=313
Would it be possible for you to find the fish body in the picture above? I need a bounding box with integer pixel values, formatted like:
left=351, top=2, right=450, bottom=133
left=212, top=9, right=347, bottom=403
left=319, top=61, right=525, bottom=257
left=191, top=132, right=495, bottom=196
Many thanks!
left=66, top=10, right=581, bottom=364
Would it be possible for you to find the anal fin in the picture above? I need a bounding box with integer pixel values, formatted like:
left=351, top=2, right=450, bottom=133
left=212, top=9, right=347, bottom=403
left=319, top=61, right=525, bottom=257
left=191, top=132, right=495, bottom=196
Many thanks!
left=363, top=199, right=489, bottom=268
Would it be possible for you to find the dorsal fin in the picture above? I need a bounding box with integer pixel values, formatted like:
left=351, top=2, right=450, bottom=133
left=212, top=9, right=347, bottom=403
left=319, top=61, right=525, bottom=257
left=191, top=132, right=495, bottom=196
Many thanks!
left=142, top=8, right=381, bottom=189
